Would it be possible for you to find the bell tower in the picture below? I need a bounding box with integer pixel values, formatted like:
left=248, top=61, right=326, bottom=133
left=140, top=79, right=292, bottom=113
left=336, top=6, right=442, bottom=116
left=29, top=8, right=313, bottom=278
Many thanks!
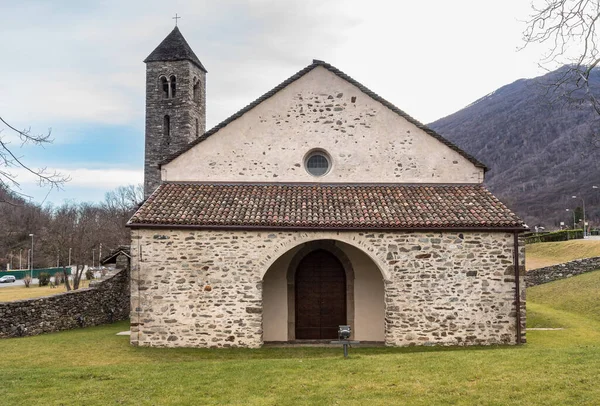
left=143, top=26, right=207, bottom=198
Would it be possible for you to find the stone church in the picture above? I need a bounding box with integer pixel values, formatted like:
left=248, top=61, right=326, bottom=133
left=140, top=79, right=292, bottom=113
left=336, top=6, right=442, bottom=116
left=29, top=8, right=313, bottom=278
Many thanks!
left=127, top=27, right=527, bottom=348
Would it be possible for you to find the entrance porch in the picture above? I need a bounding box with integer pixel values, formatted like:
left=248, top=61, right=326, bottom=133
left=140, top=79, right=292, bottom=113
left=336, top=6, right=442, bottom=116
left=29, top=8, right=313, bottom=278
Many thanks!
left=262, top=240, right=386, bottom=343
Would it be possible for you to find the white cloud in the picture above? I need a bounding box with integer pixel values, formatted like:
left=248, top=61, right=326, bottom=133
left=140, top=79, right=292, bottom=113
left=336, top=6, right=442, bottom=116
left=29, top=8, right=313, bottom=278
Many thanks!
left=1, top=0, right=553, bottom=129
left=0, top=0, right=575, bottom=205
left=65, top=168, right=143, bottom=188
left=12, top=167, right=142, bottom=189
left=2, top=74, right=137, bottom=126
left=5, top=164, right=142, bottom=205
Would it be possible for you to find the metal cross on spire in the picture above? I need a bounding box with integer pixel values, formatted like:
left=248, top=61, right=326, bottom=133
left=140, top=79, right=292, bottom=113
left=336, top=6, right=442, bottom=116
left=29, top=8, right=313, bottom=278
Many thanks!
left=173, top=13, right=181, bottom=27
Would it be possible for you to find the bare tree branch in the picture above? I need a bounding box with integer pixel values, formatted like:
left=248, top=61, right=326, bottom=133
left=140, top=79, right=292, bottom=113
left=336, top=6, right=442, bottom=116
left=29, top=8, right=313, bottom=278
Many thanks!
left=0, top=116, right=70, bottom=198
left=522, top=1, right=600, bottom=112
left=0, top=116, right=53, bottom=144
left=0, top=198, right=19, bottom=207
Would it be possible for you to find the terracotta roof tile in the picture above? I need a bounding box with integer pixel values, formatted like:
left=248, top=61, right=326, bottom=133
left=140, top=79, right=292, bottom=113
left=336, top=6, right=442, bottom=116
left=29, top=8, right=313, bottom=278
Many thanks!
left=128, top=183, right=525, bottom=230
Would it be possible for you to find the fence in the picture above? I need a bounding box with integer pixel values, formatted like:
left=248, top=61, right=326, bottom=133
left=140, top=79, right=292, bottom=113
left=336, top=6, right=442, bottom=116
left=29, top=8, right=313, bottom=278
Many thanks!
left=0, top=267, right=69, bottom=279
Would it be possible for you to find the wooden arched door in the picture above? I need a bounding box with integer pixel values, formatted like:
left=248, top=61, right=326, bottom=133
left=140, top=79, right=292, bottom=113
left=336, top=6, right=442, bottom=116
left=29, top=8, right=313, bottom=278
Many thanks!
left=295, top=249, right=347, bottom=339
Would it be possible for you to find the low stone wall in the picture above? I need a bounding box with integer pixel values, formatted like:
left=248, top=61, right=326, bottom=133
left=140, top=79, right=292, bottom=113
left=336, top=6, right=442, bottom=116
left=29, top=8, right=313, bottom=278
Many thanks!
left=0, top=269, right=130, bottom=338
left=526, top=257, right=600, bottom=287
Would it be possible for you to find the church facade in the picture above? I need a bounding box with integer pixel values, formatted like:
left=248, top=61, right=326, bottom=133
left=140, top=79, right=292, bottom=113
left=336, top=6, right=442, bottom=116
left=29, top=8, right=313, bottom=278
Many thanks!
left=127, top=27, right=527, bottom=348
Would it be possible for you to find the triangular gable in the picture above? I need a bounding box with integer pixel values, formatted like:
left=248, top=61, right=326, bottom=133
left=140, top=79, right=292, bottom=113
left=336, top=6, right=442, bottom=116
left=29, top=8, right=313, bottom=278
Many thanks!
left=161, top=60, right=486, bottom=171
left=100, top=246, right=131, bottom=265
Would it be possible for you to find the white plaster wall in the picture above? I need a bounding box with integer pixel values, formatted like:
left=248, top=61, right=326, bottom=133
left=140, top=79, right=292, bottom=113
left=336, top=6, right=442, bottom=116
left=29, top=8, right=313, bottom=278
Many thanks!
left=339, top=242, right=385, bottom=341
left=163, top=66, right=483, bottom=184
left=262, top=247, right=297, bottom=342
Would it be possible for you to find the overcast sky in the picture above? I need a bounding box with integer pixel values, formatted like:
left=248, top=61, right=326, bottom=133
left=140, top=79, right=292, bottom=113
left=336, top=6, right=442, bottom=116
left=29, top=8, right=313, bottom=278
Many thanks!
left=1, top=0, right=552, bottom=205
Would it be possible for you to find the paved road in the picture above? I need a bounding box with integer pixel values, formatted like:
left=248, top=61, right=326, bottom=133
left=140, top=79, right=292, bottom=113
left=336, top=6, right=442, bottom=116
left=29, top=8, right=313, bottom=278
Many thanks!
left=0, top=278, right=39, bottom=288
left=0, top=271, right=102, bottom=289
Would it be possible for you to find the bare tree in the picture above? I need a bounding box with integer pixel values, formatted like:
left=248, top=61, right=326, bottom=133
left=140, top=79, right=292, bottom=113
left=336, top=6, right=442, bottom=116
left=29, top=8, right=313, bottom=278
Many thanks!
left=0, top=185, right=49, bottom=270
left=522, top=1, right=600, bottom=113
left=55, top=203, right=102, bottom=290
left=40, top=185, right=141, bottom=290
left=101, top=184, right=143, bottom=248
left=44, top=203, right=78, bottom=289
left=103, top=184, right=144, bottom=214
left=0, top=116, right=69, bottom=200
left=3, top=183, right=141, bottom=276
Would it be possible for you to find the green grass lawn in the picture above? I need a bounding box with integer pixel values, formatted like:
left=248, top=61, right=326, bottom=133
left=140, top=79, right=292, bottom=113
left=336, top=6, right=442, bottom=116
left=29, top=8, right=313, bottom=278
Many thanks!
left=526, top=239, right=600, bottom=270
left=1, top=274, right=600, bottom=405
left=0, top=280, right=91, bottom=302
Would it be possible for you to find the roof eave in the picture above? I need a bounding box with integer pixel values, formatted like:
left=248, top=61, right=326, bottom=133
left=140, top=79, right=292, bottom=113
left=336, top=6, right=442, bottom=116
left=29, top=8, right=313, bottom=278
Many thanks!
left=144, top=55, right=207, bottom=73
left=127, top=223, right=528, bottom=232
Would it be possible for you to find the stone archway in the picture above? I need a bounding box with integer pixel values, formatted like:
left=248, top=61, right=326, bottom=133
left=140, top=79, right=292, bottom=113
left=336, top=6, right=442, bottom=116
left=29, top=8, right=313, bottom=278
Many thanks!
left=262, top=238, right=385, bottom=343
left=257, top=231, right=390, bottom=281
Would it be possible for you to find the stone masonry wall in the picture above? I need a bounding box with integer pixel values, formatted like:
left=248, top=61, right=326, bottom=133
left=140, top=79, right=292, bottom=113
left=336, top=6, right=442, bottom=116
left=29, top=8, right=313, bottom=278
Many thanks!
left=385, top=232, right=526, bottom=346
left=130, top=228, right=525, bottom=348
left=0, top=269, right=130, bottom=338
left=526, top=256, right=600, bottom=287
left=145, top=59, right=206, bottom=198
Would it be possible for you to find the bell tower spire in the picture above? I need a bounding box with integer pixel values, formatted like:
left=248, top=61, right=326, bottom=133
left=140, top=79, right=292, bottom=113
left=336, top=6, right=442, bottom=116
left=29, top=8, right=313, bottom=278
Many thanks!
left=143, top=26, right=207, bottom=198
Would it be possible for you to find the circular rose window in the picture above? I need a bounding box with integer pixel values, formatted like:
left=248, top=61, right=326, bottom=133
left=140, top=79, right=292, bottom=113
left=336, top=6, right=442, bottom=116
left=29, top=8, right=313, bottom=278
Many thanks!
left=305, top=150, right=331, bottom=177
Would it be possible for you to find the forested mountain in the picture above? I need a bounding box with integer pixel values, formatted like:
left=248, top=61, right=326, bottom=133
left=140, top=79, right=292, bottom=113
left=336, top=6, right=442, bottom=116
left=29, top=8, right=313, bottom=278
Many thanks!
left=429, top=66, right=600, bottom=228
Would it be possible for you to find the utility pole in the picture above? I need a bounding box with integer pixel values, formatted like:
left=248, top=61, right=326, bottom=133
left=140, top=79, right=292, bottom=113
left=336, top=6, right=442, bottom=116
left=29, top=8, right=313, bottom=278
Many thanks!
left=566, top=209, right=576, bottom=229
left=29, top=233, right=34, bottom=279
left=573, top=196, right=587, bottom=238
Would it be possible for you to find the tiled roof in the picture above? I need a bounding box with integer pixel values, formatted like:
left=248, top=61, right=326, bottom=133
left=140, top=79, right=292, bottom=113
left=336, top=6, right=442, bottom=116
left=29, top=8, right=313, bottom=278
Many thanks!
left=100, top=245, right=131, bottom=265
left=128, top=183, right=525, bottom=230
left=144, top=27, right=207, bottom=72
left=160, top=60, right=486, bottom=171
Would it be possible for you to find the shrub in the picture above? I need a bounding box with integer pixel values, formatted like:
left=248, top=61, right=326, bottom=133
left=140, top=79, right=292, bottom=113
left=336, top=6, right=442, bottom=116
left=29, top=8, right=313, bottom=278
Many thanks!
left=525, top=229, right=583, bottom=244
left=85, top=269, right=94, bottom=280
left=38, top=272, right=50, bottom=287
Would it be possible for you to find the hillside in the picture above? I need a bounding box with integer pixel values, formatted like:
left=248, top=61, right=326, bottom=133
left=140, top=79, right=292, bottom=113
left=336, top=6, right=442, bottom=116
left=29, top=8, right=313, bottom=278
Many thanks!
left=429, top=67, right=600, bottom=227
left=525, top=239, right=600, bottom=269
left=528, top=270, right=600, bottom=325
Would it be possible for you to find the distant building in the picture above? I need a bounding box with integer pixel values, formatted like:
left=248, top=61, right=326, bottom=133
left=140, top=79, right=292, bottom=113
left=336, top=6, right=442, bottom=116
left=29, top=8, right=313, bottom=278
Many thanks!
left=100, top=246, right=130, bottom=271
